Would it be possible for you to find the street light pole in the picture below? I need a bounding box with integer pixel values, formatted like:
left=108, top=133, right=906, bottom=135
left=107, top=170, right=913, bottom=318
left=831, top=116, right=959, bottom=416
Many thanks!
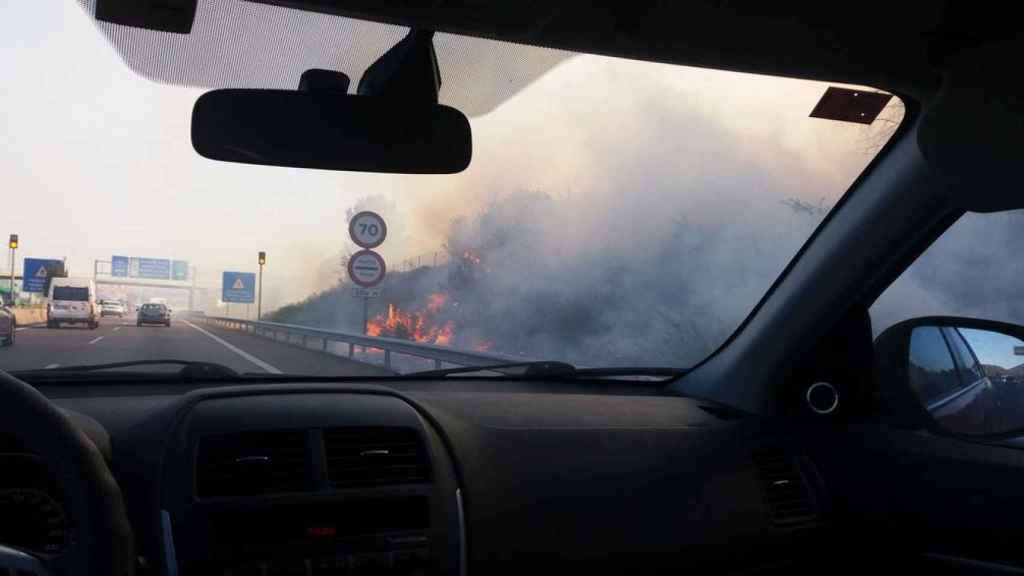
left=8, top=234, right=18, bottom=302
left=257, top=251, right=266, bottom=321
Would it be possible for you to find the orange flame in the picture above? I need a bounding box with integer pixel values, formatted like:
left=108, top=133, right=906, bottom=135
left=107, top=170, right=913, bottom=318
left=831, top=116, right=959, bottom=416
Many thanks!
left=426, top=292, right=447, bottom=314
left=366, top=293, right=454, bottom=345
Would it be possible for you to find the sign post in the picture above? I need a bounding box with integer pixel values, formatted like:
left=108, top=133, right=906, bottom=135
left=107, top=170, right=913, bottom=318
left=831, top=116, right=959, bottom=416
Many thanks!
left=348, top=212, right=388, bottom=336
left=7, top=234, right=17, bottom=300
left=347, top=250, right=386, bottom=336
left=257, top=251, right=266, bottom=320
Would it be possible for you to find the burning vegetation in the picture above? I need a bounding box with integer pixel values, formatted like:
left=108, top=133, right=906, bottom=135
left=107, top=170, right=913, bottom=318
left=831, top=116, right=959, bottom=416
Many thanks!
left=366, top=294, right=455, bottom=346
left=362, top=247, right=489, bottom=349
left=271, top=178, right=837, bottom=368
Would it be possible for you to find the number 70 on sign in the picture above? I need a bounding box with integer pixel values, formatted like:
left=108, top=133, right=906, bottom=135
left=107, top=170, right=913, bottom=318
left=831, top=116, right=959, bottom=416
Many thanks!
left=348, top=211, right=388, bottom=249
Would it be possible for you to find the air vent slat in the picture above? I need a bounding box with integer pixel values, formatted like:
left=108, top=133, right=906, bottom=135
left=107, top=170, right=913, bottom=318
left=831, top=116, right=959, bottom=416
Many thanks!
left=751, top=447, right=818, bottom=527
left=324, top=427, right=430, bottom=488
left=196, top=430, right=311, bottom=498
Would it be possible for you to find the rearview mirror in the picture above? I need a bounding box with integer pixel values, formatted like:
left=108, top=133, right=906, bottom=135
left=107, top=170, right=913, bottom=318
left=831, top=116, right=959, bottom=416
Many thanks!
left=191, top=90, right=472, bottom=174
left=876, top=317, right=1024, bottom=437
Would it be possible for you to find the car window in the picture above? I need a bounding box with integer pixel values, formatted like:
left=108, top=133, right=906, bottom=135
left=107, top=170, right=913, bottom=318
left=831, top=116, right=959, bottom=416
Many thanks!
left=872, top=210, right=1024, bottom=333
left=908, top=326, right=963, bottom=404
left=871, top=211, right=1024, bottom=436
left=0, top=2, right=904, bottom=375
left=52, top=287, right=89, bottom=302
left=944, top=327, right=985, bottom=384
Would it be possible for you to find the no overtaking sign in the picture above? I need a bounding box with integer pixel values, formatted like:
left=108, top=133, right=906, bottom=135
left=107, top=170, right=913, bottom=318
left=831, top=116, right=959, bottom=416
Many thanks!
left=347, top=250, right=386, bottom=288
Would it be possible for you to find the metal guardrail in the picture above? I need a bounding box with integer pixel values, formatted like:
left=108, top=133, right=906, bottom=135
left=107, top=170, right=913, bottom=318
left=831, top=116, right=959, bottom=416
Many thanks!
left=193, top=314, right=522, bottom=370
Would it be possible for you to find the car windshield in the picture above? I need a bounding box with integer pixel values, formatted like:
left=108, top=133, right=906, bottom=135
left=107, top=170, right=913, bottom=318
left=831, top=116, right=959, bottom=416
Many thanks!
left=0, top=2, right=903, bottom=377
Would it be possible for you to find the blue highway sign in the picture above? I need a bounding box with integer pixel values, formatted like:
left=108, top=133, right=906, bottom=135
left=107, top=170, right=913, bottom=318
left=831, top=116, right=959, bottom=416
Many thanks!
left=111, top=256, right=130, bottom=277
left=222, top=271, right=256, bottom=303
left=22, top=258, right=64, bottom=293
left=137, top=257, right=171, bottom=280
left=172, top=260, right=189, bottom=281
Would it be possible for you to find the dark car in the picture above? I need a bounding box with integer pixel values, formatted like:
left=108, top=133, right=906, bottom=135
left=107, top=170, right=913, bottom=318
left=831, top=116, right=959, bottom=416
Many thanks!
left=137, top=303, right=171, bottom=327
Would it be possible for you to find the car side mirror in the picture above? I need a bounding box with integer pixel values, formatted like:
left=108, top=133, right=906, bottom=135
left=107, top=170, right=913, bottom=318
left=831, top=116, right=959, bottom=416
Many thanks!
left=875, top=316, right=1024, bottom=438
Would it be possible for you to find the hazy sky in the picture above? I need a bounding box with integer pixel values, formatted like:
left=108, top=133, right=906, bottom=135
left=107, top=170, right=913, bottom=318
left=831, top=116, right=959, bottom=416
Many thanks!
left=961, top=329, right=1024, bottom=371
left=1, top=0, right=892, bottom=312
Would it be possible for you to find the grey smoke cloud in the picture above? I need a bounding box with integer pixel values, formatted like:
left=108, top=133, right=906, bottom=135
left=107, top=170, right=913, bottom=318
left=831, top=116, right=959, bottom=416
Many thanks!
left=871, top=209, right=1024, bottom=334
left=271, top=75, right=858, bottom=367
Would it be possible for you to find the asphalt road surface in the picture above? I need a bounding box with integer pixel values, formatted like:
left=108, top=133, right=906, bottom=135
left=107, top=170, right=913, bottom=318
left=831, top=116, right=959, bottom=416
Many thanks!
left=0, top=316, right=394, bottom=376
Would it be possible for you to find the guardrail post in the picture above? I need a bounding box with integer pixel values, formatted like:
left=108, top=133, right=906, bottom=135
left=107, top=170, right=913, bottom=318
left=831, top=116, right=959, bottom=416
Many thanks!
left=348, top=343, right=354, bottom=358
left=384, top=349, right=391, bottom=369
left=322, top=338, right=328, bottom=352
left=434, top=359, right=442, bottom=369
left=301, top=335, right=307, bottom=347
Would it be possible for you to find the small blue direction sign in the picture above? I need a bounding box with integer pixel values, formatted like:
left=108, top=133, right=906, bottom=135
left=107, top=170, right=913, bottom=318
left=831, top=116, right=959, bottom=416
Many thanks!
left=222, top=271, right=256, bottom=303
left=22, top=258, right=63, bottom=293
left=172, top=260, right=189, bottom=281
left=111, top=256, right=130, bottom=277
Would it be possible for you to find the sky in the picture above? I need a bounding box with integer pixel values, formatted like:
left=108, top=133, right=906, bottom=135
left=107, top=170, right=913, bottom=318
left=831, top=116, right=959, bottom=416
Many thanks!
left=960, top=329, right=1024, bottom=371
left=0, top=0, right=894, bottom=317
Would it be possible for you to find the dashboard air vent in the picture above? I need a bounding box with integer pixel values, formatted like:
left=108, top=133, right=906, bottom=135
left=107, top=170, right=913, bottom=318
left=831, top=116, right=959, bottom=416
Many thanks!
left=751, top=446, right=818, bottom=527
left=324, top=427, right=429, bottom=488
left=196, top=430, right=311, bottom=498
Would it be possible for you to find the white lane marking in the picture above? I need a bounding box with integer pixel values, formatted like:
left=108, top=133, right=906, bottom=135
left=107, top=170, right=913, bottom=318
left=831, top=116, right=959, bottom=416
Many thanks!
left=113, top=326, right=121, bottom=332
left=183, top=320, right=282, bottom=374
left=44, top=363, right=60, bottom=369
left=15, top=327, right=29, bottom=332
left=88, top=336, right=104, bottom=344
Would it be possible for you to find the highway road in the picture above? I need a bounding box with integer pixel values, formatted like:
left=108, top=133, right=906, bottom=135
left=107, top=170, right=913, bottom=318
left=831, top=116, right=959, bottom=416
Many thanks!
left=0, top=316, right=394, bottom=376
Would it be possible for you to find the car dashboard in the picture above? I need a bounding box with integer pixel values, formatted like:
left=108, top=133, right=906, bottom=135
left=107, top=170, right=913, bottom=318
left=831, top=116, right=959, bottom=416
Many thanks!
left=4, top=380, right=836, bottom=576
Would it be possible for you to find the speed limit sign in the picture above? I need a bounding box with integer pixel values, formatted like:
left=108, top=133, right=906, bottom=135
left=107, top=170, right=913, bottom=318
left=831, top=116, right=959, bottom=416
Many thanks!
left=348, top=211, right=387, bottom=249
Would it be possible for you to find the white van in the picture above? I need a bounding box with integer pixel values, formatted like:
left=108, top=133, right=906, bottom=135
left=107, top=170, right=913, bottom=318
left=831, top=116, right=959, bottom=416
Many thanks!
left=47, top=277, right=99, bottom=329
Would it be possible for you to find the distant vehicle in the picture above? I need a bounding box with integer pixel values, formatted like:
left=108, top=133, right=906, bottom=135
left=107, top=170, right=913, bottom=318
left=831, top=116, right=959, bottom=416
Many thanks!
left=100, top=300, right=126, bottom=318
left=0, top=294, right=14, bottom=346
left=47, top=277, right=99, bottom=329
left=137, top=303, right=171, bottom=327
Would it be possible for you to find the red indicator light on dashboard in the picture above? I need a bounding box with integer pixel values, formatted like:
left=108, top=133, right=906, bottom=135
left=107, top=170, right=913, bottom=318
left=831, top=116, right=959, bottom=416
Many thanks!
left=307, top=526, right=336, bottom=538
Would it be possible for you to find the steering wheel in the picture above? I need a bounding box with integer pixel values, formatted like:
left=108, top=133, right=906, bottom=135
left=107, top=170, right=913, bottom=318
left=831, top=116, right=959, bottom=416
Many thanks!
left=0, top=371, right=134, bottom=576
